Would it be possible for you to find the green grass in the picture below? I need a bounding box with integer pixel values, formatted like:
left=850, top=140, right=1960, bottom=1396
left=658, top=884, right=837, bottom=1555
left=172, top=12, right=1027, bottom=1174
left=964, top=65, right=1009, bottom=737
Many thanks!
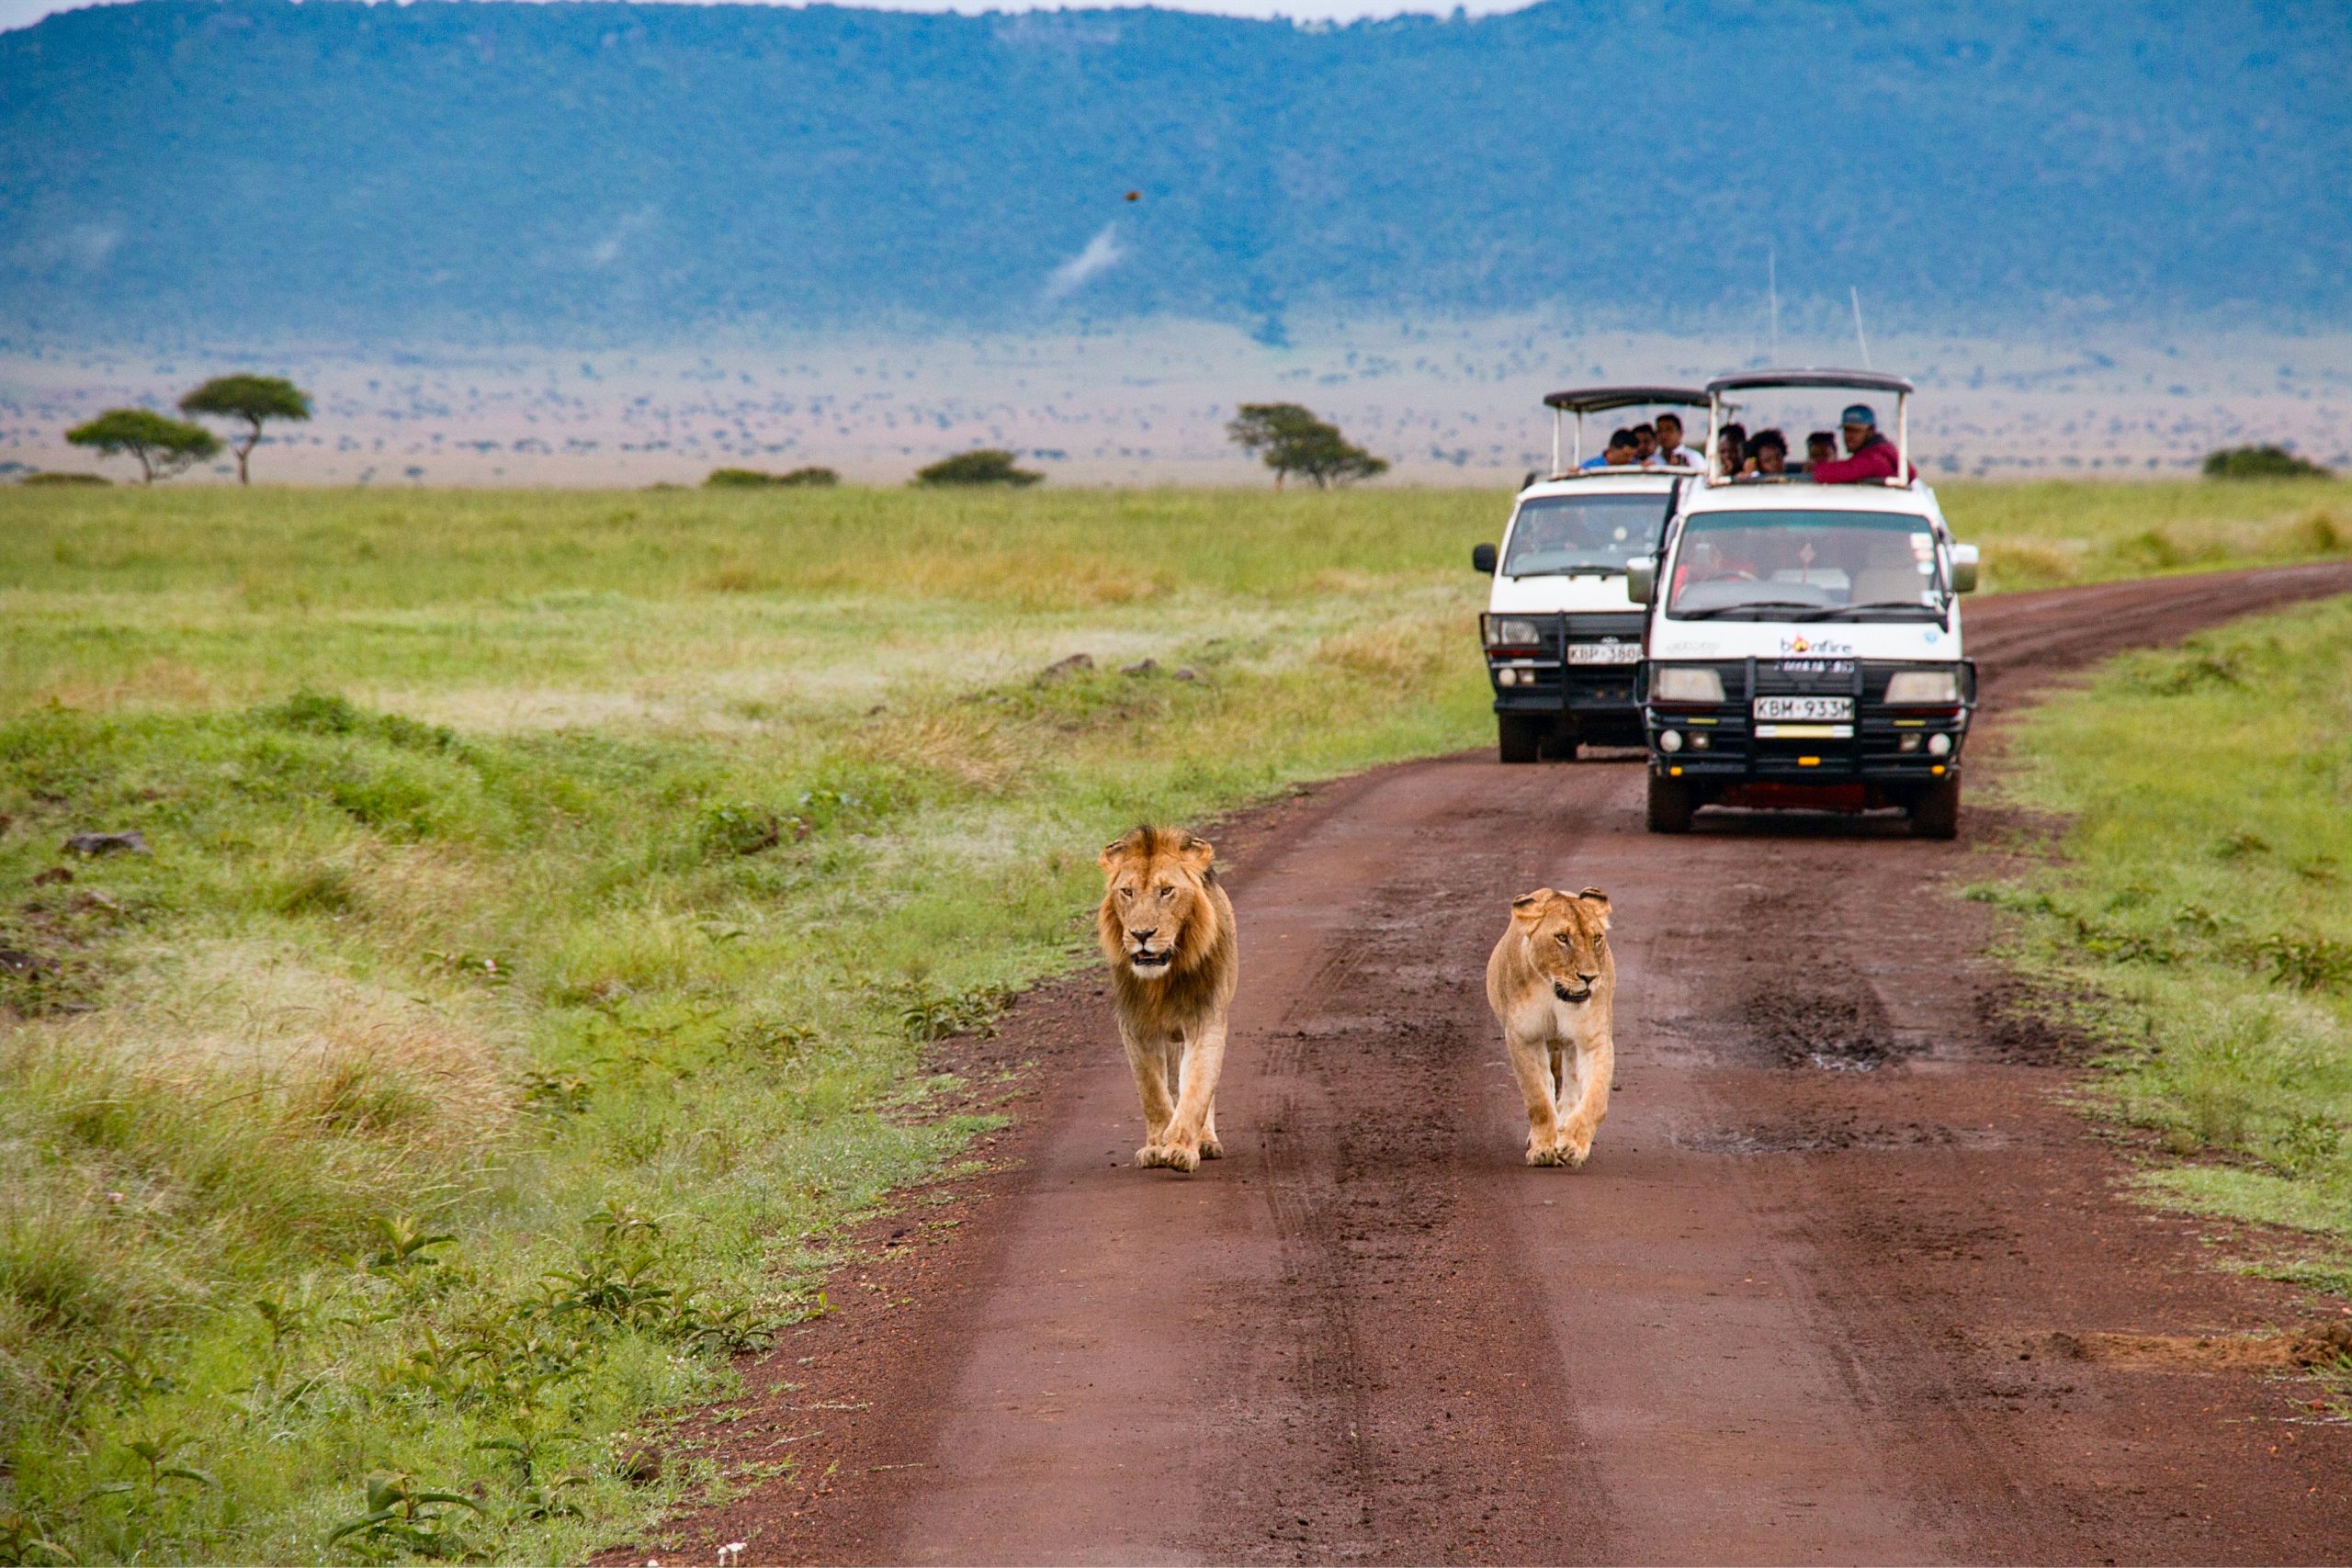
left=1979, top=595, right=2352, bottom=1291
left=1951, top=477, right=2351, bottom=592
left=0, top=476, right=2347, bottom=1564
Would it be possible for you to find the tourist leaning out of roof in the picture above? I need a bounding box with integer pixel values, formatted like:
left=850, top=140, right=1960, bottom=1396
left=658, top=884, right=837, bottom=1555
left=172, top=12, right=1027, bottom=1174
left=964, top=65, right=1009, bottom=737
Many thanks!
left=1581, top=427, right=1640, bottom=468
left=1713, top=421, right=1748, bottom=476
left=1740, top=427, right=1790, bottom=476
left=1811, top=403, right=1917, bottom=483
left=1654, top=411, right=1705, bottom=468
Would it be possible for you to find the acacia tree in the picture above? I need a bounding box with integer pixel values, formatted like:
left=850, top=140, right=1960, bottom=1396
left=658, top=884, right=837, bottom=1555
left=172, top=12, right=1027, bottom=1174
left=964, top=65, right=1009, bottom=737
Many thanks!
left=1226, top=402, right=1389, bottom=490
left=179, top=375, right=312, bottom=484
left=64, top=410, right=222, bottom=485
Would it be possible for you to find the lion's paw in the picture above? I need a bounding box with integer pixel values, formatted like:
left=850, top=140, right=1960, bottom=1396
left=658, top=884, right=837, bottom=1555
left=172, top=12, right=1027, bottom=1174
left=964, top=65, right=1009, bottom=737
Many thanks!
left=1135, top=1144, right=1167, bottom=1168
left=1159, top=1142, right=1202, bottom=1174
left=1561, top=1142, right=1592, bottom=1169
left=1198, top=1133, right=1225, bottom=1160
left=1526, top=1142, right=1566, bottom=1167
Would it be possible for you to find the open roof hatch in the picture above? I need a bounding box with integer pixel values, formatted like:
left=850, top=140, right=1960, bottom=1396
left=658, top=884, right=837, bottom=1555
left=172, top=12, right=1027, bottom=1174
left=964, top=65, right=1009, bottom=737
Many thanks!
left=1538, top=386, right=1708, bottom=476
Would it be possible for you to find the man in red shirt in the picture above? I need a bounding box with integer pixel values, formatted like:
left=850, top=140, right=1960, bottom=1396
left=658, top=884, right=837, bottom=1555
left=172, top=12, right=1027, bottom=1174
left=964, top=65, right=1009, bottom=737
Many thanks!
left=1812, top=403, right=1917, bottom=484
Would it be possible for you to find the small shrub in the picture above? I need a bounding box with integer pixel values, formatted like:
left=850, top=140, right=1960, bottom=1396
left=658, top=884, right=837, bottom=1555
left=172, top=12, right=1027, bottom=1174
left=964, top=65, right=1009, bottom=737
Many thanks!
left=19, top=471, right=109, bottom=487
left=2203, top=444, right=2331, bottom=479
left=695, top=802, right=783, bottom=857
left=2246, top=931, right=2352, bottom=991
left=704, top=466, right=839, bottom=488
left=325, top=1472, right=482, bottom=1562
left=914, top=449, right=1042, bottom=488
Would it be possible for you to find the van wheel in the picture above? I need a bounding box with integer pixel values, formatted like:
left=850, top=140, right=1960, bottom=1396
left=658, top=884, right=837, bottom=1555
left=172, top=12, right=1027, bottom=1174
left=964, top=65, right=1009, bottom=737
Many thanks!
left=1645, top=773, right=1694, bottom=833
left=1498, top=716, right=1544, bottom=764
left=1909, top=775, right=1961, bottom=840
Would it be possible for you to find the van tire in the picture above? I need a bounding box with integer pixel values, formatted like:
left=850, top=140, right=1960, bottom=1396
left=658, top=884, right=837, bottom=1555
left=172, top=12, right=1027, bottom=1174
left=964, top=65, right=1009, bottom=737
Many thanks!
left=1909, top=775, right=1961, bottom=840
left=1498, top=716, right=1544, bottom=764
left=1645, top=773, right=1695, bottom=834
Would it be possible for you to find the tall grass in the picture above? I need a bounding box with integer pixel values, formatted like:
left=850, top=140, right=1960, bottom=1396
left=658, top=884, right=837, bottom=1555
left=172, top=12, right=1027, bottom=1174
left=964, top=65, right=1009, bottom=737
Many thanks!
left=2, top=478, right=2347, bottom=1562
left=1981, top=595, right=2352, bottom=1286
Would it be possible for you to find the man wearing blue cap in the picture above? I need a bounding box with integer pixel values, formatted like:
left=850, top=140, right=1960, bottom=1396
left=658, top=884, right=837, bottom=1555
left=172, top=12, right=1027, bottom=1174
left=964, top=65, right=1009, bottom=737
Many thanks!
left=1811, top=403, right=1916, bottom=484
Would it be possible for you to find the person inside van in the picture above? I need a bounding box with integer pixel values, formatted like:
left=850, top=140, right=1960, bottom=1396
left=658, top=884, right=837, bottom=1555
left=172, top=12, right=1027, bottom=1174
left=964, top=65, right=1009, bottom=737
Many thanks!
left=1714, top=422, right=1748, bottom=476
left=1631, top=423, right=1660, bottom=465
left=1804, top=430, right=1838, bottom=472
left=1813, top=404, right=1918, bottom=483
left=1581, top=428, right=1640, bottom=469
left=1742, top=428, right=1790, bottom=476
left=1655, top=412, right=1704, bottom=468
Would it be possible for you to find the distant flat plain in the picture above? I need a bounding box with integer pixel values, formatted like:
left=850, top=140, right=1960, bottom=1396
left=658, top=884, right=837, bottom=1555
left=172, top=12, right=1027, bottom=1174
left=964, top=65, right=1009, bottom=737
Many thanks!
left=4, top=320, right=2344, bottom=488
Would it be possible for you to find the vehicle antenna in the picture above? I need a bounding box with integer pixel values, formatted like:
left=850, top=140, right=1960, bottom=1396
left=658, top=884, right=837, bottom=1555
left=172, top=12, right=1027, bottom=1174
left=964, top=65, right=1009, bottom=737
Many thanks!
left=1849, top=286, right=1873, bottom=369
left=1767, top=246, right=1780, bottom=362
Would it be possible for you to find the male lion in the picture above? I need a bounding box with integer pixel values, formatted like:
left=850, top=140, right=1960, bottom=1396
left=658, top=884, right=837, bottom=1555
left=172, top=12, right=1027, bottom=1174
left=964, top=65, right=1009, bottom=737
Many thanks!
left=1097, top=825, right=1238, bottom=1173
left=1485, top=886, right=1615, bottom=1167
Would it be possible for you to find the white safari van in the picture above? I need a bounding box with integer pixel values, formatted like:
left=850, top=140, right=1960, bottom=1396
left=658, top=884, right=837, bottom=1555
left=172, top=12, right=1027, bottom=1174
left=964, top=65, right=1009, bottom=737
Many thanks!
left=1628, top=370, right=1982, bottom=837
left=1472, top=388, right=1705, bottom=761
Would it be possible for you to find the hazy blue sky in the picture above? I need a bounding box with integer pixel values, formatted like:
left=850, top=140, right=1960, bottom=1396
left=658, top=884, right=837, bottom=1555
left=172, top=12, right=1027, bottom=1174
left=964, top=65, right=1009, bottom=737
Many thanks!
left=0, top=0, right=1530, bottom=31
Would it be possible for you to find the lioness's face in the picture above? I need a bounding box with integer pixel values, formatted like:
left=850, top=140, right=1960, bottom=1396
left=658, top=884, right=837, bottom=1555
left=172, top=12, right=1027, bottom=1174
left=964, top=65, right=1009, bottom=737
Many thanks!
left=1100, top=829, right=1215, bottom=978
left=1512, top=886, right=1611, bottom=1003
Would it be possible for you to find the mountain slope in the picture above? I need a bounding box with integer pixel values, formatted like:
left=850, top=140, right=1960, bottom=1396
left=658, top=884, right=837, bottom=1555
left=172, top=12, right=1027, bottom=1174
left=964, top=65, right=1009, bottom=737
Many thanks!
left=3, top=0, right=2346, bottom=341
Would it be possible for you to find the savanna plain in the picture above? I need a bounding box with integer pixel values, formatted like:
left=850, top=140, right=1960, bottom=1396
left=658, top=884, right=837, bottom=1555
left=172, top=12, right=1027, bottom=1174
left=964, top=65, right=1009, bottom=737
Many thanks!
left=2, top=478, right=2349, bottom=1564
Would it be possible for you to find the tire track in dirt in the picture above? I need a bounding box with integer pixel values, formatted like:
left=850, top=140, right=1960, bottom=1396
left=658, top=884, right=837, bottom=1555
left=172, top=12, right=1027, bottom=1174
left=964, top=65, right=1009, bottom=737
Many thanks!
left=633, top=560, right=2352, bottom=1566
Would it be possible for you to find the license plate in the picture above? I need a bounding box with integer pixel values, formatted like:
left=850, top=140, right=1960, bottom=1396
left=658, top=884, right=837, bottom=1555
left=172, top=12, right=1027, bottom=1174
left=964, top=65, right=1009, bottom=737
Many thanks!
left=1566, top=642, right=1641, bottom=665
left=1754, top=696, right=1854, bottom=721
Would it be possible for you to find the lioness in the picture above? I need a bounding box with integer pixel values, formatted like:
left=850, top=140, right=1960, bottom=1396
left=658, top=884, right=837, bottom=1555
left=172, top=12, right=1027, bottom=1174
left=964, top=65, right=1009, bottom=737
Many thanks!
left=1485, top=886, right=1615, bottom=1167
left=1097, top=825, right=1238, bottom=1173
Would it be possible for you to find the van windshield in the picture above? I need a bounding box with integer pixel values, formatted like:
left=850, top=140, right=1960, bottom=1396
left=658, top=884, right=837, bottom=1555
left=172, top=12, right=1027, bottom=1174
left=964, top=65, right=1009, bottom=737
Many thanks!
left=1501, top=493, right=1668, bottom=577
left=1666, top=511, right=1946, bottom=619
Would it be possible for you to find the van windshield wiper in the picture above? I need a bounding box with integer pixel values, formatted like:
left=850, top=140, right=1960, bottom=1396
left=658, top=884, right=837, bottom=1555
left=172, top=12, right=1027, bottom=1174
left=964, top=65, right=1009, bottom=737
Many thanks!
left=1788, top=600, right=1945, bottom=620
left=1515, top=564, right=1624, bottom=578
left=1670, top=600, right=1823, bottom=620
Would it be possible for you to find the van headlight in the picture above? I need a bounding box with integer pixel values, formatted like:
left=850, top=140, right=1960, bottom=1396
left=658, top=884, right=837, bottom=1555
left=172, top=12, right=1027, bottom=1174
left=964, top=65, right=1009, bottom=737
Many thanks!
left=1484, top=617, right=1543, bottom=649
left=1884, top=669, right=1962, bottom=705
left=1652, top=666, right=1725, bottom=704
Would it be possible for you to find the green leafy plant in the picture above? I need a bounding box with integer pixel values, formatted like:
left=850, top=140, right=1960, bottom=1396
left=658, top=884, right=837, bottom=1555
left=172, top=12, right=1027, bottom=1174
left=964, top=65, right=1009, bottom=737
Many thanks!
left=324, top=1472, right=482, bottom=1561
left=0, top=1508, right=75, bottom=1566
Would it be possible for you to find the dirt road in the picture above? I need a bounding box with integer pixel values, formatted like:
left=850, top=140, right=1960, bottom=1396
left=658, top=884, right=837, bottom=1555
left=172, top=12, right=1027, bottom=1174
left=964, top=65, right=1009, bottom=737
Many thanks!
left=646, top=562, right=2352, bottom=1565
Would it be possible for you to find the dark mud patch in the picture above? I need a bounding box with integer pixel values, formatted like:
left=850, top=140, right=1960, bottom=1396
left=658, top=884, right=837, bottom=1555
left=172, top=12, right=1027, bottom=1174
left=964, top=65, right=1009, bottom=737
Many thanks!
left=1674, top=1119, right=2011, bottom=1156
left=1973, top=1323, right=2352, bottom=1373
left=1971, top=987, right=2099, bottom=1066
left=1743, top=986, right=1902, bottom=1071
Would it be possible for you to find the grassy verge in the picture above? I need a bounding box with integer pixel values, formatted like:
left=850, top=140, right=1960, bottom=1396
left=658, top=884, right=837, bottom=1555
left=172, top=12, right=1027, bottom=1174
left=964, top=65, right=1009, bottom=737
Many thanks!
left=0, top=477, right=2347, bottom=1564
left=1954, top=477, right=2349, bottom=591
left=1976, top=594, right=2352, bottom=1291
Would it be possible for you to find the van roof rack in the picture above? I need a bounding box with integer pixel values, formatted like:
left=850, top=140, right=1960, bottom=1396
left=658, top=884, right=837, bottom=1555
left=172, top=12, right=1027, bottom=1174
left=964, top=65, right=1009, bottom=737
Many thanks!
left=1540, top=385, right=1708, bottom=473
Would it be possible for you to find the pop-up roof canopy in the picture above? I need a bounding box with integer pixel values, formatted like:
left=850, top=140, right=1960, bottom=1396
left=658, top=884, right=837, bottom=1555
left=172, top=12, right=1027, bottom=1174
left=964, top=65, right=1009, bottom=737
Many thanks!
left=1704, top=368, right=1915, bottom=397
left=1701, top=367, right=1918, bottom=486
left=1538, top=386, right=1709, bottom=475
left=1543, top=386, right=1708, bottom=413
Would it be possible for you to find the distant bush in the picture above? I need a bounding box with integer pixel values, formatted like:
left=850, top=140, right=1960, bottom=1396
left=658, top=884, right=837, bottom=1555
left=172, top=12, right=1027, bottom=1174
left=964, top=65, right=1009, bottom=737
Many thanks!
left=915, top=449, right=1042, bottom=488
left=2203, top=444, right=2332, bottom=479
left=704, top=466, right=840, bottom=489
left=19, top=471, right=110, bottom=486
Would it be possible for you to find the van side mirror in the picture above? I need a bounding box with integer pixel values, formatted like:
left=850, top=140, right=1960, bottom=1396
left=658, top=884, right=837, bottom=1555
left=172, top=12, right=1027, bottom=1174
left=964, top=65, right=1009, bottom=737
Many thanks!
left=1625, top=556, right=1656, bottom=604
left=1950, top=543, right=1980, bottom=594
left=1472, top=542, right=1498, bottom=575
